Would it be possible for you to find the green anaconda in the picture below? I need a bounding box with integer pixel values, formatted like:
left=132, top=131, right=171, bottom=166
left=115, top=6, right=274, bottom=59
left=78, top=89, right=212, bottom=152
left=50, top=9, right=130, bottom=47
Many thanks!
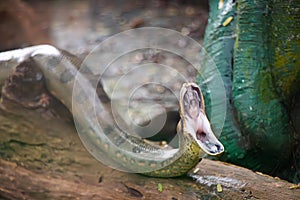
left=0, top=45, right=224, bottom=177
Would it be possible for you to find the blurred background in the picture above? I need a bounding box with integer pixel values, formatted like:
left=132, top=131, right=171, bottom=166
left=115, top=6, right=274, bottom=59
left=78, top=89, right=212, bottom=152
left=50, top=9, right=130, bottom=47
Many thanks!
left=0, top=0, right=209, bottom=54
left=0, top=0, right=211, bottom=149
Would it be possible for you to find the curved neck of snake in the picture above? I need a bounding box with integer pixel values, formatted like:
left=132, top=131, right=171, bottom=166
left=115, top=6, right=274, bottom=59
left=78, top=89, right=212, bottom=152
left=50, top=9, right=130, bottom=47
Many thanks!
left=29, top=49, right=192, bottom=173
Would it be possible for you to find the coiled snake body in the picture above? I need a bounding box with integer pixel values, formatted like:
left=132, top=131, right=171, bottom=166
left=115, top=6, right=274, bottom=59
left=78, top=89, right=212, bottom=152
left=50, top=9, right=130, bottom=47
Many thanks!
left=0, top=45, right=224, bottom=177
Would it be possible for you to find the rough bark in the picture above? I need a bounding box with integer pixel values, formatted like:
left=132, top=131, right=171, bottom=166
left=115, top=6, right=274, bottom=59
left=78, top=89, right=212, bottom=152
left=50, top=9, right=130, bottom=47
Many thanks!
left=0, top=103, right=299, bottom=200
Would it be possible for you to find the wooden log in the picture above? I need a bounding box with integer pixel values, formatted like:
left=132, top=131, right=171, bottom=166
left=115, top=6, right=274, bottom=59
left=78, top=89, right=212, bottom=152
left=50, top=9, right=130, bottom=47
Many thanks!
left=0, top=103, right=299, bottom=200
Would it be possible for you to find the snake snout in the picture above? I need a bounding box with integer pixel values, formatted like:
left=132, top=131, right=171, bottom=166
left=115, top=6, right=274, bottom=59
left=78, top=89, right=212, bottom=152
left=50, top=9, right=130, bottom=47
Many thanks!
left=196, top=129, right=224, bottom=155
left=208, top=143, right=224, bottom=154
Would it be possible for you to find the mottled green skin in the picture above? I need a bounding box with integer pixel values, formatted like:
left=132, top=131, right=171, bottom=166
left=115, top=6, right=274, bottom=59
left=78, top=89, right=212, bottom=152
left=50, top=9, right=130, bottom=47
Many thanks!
left=197, top=0, right=246, bottom=164
left=144, top=139, right=203, bottom=177
left=199, top=0, right=299, bottom=181
left=232, top=0, right=292, bottom=172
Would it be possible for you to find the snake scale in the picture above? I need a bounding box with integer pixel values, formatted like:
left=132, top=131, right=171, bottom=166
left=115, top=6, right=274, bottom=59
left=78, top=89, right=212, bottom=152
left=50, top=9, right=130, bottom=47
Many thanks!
left=0, top=45, right=224, bottom=177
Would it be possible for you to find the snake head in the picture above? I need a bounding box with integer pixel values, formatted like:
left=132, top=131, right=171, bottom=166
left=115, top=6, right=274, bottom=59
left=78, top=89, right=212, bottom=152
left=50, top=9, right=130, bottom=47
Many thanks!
left=179, top=83, right=224, bottom=155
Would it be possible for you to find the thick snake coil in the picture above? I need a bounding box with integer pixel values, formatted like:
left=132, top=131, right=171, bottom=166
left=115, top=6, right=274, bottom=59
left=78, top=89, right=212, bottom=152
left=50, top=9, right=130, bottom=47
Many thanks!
left=198, top=0, right=299, bottom=180
left=0, top=45, right=224, bottom=177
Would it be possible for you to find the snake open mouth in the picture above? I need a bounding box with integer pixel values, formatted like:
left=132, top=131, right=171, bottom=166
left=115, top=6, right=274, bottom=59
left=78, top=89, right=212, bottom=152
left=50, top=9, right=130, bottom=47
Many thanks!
left=182, top=83, right=224, bottom=155
left=196, top=131, right=207, bottom=142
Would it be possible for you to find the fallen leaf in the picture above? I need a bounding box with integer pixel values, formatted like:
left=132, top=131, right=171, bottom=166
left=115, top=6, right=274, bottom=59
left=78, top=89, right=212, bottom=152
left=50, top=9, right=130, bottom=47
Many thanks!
left=158, top=183, right=163, bottom=192
left=289, top=184, right=300, bottom=189
left=217, top=183, right=223, bottom=193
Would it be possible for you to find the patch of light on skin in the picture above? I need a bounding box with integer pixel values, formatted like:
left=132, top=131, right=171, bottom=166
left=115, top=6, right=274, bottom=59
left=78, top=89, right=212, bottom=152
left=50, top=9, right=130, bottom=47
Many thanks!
left=159, top=148, right=179, bottom=159
left=31, top=45, right=61, bottom=57
left=0, top=45, right=61, bottom=63
left=138, top=148, right=179, bottom=159
left=0, top=45, right=61, bottom=83
left=0, top=51, right=16, bottom=62
left=0, top=45, right=60, bottom=62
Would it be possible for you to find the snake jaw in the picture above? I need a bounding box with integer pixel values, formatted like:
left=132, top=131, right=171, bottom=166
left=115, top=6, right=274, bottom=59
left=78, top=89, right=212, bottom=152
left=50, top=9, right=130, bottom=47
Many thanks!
left=194, top=112, right=224, bottom=155
left=180, top=83, right=224, bottom=156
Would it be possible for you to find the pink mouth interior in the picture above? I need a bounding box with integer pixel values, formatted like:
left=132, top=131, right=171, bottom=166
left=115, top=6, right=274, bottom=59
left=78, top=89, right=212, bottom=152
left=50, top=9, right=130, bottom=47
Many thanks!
left=196, top=131, right=207, bottom=142
left=183, top=85, right=224, bottom=155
